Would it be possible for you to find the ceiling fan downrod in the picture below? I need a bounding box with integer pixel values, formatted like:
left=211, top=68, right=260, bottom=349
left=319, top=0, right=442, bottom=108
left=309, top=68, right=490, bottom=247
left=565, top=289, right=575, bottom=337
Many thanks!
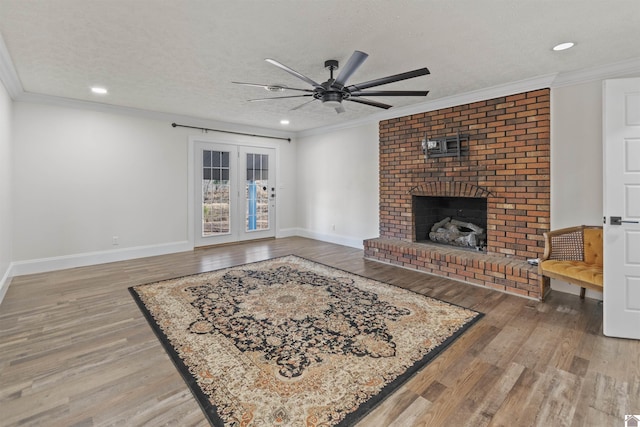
left=324, top=59, right=339, bottom=79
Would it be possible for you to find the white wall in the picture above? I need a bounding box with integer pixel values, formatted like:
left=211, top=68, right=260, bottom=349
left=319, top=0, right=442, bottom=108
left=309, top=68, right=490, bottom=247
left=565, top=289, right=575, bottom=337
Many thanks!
left=295, top=123, right=379, bottom=248
left=11, top=102, right=297, bottom=272
left=12, top=102, right=188, bottom=261
left=0, top=79, right=13, bottom=299
left=550, top=80, right=604, bottom=298
left=551, top=81, right=604, bottom=228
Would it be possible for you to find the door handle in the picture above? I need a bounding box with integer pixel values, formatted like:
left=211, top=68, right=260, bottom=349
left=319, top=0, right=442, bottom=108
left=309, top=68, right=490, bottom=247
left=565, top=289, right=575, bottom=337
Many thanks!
left=610, top=216, right=640, bottom=225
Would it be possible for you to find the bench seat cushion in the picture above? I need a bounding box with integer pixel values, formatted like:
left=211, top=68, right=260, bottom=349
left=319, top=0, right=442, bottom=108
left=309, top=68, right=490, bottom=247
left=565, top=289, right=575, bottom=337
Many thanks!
left=540, top=260, right=603, bottom=287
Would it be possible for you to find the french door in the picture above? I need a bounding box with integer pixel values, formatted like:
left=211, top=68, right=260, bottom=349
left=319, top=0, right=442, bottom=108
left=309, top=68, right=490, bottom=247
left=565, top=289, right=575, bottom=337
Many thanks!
left=194, top=142, right=276, bottom=247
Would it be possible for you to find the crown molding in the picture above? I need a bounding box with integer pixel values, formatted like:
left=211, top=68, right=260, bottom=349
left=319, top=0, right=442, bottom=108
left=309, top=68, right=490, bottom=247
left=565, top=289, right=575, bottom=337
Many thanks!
left=550, top=56, right=640, bottom=88
left=15, top=91, right=296, bottom=141
left=1, top=33, right=295, bottom=141
left=0, top=33, right=23, bottom=98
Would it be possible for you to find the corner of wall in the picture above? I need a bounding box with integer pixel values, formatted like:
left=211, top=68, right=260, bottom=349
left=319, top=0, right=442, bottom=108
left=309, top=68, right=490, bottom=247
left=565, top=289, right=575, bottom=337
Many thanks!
left=294, top=228, right=365, bottom=250
left=0, top=264, right=14, bottom=305
left=0, top=68, right=14, bottom=306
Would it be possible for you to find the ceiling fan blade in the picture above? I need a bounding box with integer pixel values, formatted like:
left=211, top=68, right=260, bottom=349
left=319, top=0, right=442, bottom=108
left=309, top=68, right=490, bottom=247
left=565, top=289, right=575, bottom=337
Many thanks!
left=290, top=99, right=318, bottom=111
left=333, top=50, right=368, bottom=89
left=232, top=82, right=314, bottom=93
left=347, top=97, right=393, bottom=109
left=248, top=94, right=313, bottom=102
left=350, top=90, right=429, bottom=97
left=335, top=104, right=346, bottom=114
left=347, top=68, right=430, bottom=91
left=233, top=81, right=278, bottom=89
left=265, top=58, right=322, bottom=88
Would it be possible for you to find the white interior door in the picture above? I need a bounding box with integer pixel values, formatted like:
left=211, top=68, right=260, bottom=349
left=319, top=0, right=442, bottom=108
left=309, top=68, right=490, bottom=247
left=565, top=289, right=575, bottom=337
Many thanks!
left=194, top=142, right=275, bottom=247
left=603, top=77, right=640, bottom=340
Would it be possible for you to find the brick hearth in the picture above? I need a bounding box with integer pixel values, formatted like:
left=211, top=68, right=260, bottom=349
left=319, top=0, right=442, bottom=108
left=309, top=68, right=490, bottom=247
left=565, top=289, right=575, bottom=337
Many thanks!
left=364, top=89, right=550, bottom=299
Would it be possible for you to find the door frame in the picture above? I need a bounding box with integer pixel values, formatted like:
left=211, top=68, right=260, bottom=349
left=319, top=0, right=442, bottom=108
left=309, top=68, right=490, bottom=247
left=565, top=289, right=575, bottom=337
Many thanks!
left=188, top=135, right=280, bottom=248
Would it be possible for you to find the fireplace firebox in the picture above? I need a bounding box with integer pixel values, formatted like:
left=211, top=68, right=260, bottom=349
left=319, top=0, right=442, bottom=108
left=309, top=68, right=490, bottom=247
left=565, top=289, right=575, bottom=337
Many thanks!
left=413, top=196, right=487, bottom=249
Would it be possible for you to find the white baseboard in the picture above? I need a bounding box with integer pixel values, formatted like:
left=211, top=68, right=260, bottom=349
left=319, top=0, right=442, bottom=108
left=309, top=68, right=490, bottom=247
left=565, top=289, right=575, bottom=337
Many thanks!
left=551, top=279, right=603, bottom=300
left=294, top=228, right=364, bottom=250
left=1, top=232, right=366, bottom=305
left=9, top=240, right=193, bottom=277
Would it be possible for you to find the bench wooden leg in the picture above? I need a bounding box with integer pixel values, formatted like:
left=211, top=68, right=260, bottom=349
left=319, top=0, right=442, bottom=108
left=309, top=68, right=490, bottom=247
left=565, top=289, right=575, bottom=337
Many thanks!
left=539, top=275, right=550, bottom=302
left=580, top=287, right=586, bottom=299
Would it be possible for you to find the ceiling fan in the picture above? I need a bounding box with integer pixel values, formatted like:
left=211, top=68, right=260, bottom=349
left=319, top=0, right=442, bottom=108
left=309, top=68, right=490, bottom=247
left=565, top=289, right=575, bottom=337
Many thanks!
left=233, top=50, right=430, bottom=114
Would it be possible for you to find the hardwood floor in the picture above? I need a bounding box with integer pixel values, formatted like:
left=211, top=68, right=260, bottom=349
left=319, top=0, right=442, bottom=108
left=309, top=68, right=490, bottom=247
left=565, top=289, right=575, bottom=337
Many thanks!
left=0, top=237, right=638, bottom=426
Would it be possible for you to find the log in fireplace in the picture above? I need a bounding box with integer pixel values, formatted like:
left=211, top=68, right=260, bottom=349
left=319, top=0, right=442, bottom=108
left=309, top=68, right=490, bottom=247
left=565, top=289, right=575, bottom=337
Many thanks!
left=412, top=196, right=487, bottom=250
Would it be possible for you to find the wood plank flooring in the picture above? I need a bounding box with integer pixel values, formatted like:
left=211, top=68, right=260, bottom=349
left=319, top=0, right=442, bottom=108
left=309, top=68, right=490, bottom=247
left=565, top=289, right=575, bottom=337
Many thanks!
left=1, top=237, right=638, bottom=426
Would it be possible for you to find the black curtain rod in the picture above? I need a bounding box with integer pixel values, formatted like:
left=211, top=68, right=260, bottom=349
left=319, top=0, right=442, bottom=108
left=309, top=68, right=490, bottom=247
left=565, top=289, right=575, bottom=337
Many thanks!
left=171, top=122, right=291, bottom=142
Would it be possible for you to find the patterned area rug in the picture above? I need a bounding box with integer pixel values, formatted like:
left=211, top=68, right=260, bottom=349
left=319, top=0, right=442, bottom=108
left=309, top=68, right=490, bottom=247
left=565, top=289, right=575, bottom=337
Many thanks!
left=129, top=255, right=482, bottom=426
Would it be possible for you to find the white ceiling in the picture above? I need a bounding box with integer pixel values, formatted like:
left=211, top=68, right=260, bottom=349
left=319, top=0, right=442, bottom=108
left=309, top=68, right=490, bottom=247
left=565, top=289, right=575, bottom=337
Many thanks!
left=1, top=0, right=640, bottom=133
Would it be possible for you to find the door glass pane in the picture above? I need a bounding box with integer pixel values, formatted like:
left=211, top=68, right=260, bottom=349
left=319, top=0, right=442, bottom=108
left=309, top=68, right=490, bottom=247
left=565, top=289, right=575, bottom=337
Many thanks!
left=246, top=153, right=269, bottom=232
left=202, top=150, right=230, bottom=236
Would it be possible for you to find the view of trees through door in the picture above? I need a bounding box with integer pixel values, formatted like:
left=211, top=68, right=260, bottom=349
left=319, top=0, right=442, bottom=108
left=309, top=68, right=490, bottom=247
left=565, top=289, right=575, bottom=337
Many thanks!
left=202, top=149, right=231, bottom=236
left=195, top=142, right=275, bottom=247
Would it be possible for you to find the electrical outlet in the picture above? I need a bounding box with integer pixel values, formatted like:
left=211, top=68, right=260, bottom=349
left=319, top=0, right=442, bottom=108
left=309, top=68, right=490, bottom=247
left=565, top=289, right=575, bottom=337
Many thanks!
left=332, top=224, right=335, bottom=231
left=112, top=236, right=119, bottom=245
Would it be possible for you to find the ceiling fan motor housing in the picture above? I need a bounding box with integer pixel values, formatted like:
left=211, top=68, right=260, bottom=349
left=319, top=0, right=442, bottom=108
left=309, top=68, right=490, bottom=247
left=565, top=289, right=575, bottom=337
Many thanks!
left=319, top=91, right=344, bottom=106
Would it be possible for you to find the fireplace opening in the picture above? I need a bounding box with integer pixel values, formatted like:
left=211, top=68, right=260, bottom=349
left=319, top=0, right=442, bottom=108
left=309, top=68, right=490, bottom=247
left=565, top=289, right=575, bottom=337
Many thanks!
left=413, top=196, right=487, bottom=250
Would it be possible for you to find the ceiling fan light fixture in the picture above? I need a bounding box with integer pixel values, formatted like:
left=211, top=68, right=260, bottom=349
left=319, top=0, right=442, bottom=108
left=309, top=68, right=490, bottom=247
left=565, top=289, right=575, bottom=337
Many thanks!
left=321, top=92, right=343, bottom=108
left=322, top=99, right=342, bottom=108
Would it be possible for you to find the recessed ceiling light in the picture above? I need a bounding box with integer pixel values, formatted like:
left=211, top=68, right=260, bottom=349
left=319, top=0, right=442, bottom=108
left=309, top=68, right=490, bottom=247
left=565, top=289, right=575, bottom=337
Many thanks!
left=280, top=119, right=290, bottom=125
left=553, top=42, right=575, bottom=51
left=91, top=87, right=108, bottom=94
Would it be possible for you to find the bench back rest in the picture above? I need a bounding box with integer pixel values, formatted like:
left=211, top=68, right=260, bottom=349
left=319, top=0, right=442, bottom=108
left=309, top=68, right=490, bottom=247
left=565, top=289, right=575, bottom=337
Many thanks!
left=583, top=227, right=603, bottom=267
left=549, top=230, right=584, bottom=261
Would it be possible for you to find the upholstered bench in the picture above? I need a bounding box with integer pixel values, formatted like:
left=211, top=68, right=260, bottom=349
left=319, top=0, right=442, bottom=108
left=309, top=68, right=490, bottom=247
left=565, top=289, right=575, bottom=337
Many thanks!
left=538, top=225, right=603, bottom=301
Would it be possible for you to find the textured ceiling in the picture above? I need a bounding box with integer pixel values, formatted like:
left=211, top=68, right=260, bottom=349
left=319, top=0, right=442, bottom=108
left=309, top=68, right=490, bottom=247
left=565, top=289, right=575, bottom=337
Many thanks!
left=1, top=0, right=640, bottom=132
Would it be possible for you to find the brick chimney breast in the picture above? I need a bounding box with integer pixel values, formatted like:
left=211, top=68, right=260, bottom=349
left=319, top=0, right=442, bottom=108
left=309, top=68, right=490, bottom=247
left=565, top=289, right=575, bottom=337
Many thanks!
left=366, top=89, right=550, bottom=299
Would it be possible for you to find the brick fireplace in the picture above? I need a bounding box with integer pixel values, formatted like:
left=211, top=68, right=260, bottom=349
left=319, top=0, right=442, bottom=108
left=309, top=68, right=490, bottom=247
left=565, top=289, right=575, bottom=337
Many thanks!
left=364, top=89, right=551, bottom=299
